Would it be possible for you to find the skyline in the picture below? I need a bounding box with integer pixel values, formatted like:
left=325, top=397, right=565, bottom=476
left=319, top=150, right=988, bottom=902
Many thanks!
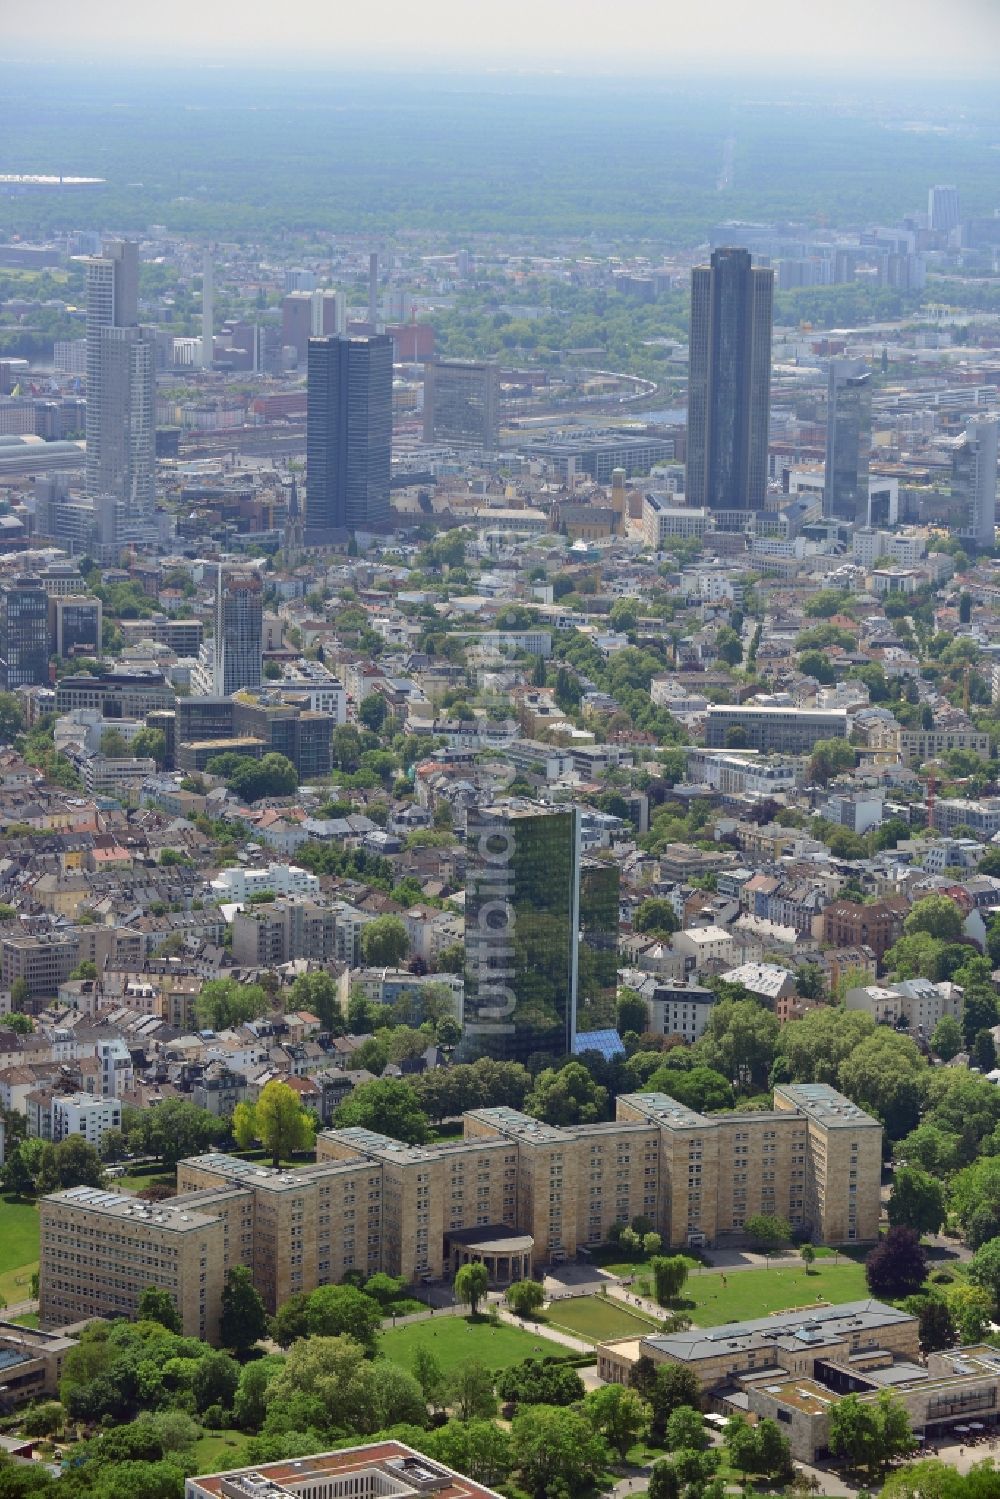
left=2, top=0, right=1000, bottom=76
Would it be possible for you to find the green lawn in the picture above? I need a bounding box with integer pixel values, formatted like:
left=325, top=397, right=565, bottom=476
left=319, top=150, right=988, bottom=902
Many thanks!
left=116, top=1162, right=177, bottom=1196
left=677, top=1261, right=870, bottom=1326
left=379, top=1314, right=565, bottom=1374
left=191, top=1430, right=252, bottom=1474
left=11, top=1313, right=39, bottom=1329
left=0, top=1197, right=39, bottom=1305
left=540, top=1295, right=661, bottom=1344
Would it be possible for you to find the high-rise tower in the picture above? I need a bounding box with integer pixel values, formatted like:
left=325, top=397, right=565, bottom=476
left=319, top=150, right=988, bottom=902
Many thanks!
left=685, top=247, right=774, bottom=518
left=306, top=334, right=393, bottom=538
left=461, top=804, right=582, bottom=1064
left=214, top=565, right=263, bottom=697
left=83, top=240, right=155, bottom=528
left=949, top=416, right=999, bottom=550
left=825, top=358, right=872, bottom=524
left=201, top=251, right=214, bottom=370
left=928, top=185, right=961, bottom=236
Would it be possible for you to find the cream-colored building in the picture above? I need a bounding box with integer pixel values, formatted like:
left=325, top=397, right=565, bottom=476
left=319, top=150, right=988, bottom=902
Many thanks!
left=40, top=1085, right=881, bottom=1341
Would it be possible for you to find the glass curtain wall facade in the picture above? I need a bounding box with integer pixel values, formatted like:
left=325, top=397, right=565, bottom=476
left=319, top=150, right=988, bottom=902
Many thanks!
left=825, top=359, right=872, bottom=523
left=577, top=860, right=621, bottom=1032
left=462, top=805, right=580, bottom=1064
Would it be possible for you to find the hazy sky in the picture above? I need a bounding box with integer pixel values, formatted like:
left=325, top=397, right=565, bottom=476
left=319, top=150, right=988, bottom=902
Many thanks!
left=8, top=0, right=1000, bottom=73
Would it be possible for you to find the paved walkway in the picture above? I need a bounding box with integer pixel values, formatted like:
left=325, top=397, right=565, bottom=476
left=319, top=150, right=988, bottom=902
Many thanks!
left=495, top=1303, right=594, bottom=1356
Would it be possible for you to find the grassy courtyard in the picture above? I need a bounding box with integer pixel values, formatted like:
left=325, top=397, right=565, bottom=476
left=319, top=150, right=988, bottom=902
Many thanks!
left=0, top=1196, right=39, bottom=1306
left=675, top=1260, right=870, bottom=1326
left=379, top=1314, right=566, bottom=1374
left=540, top=1295, right=662, bottom=1344
left=191, top=1430, right=252, bottom=1474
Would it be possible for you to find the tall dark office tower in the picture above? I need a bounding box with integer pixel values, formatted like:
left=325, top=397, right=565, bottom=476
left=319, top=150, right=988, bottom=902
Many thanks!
left=928, top=184, right=961, bottom=236
left=825, top=358, right=872, bottom=524
left=83, top=240, right=155, bottom=526
left=685, top=247, right=774, bottom=516
left=306, top=334, right=393, bottom=539
left=577, top=859, right=621, bottom=1032
left=0, top=576, right=50, bottom=689
left=461, top=805, right=581, bottom=1064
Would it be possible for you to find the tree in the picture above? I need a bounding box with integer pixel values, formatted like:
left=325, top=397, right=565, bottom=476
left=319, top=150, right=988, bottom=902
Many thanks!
left=946, top=1282, right=993, bottom=1344
left=865, top=1226, right=927, bottom=1300
left=663, top=1405, right=708, bottom=1453
left=358, top=694, right=387, bottom=732
left=649, top=1362, right=703, bottom=1441
left=838, top=1030, right=925, bottom=1140
left=635, top=898, right=679, bottom=937
left=10, top=977, right=29, bottom=1010
left=495, top=1358, right=585, bottom=1409
left=913, top=1296, right=956, bottom=1353
left=132, top=727, right=167, bottom=766
left=36, top=1136, right=104, bottom=1193
left=800, top=1243, right=816, bottom=1273
left=774, top=1006, right=876, bottom=1085
left=584, top=1383, right=649, bottom=1460
left=617, top=988, right=649, bottom=1036
left=412, top=1346, right=447, bottom=1411
left=904, top=894, right=964, bottom=943
left=220, top=1264, right=269, bottom=1355
left=968, top=1236, right=1000, bottom=1305
left=138, top=1286, right=181, bottom=1333
left=696, top=997, right=780, bottom=1091
left=306, top=1284, right=382, bottom=1356
left=333, top=1077, right=429, bottom=1144
left=0, top=691, right=25, bottom=744
left=192, top=1350, right=240, bottom=1413
left=249, top=1079, right=315, bottom=1166
left=651, top=1255, right=689, bottom=1306
left=888, top=1166, right=946, bottom=1236
left=807, top=737, right=856, bottom=785
left=524, top=1061, right=608, bottom=1125
left=360, top=915, right=409, bottom=967
left=505, top=1279, right=545, bottom=1318
left=829, top=1391, right=915, bottom=1476
left=428, top=1419, right=513, bottom=1487
left=724, top=1413, right=761, bottom=1479
left=454, top=1262, right=489, bottom=1316
left=744, top=1214, right=791, bottom=1252
left=646, top=1065, right=733, bottom=1115
left=233, top=1356, right=284, bottom=1430
left=930, top=1014, right=963, bottom=1061
left=195, top=977, right=269, bottom=1031
left=510, top=1404, right=609, bottom=1499
left=448, top=1360, right=497, bottom=1420
left=287, top=971, right=343, bottom=1032
left=648, top=1459, right=681, bottom=1499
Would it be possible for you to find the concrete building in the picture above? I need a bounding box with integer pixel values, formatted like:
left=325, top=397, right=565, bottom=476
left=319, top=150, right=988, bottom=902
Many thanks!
left=50, top=1092, right=122, bottom=1149
left=845, top=978, right=962, bottom=1041
left=0, top=933, right=79, bottom=1001
left=686, top=247, right=774, bottom=516
left=195, top=564, right=264, bottom=698
left=231, top=899, right=338, bottom=967
left=40, top=1185, right=227, bottom=1341
left=0, top=575, right=50, bottom=688
left=817, top=899, right=904, bottom=963
left=825, top=359, right=871, bottom=524
left=705, top=705, right=847, bottom=754
left=646, top=980, right=716, bottom=1042
left=39, top=1083, right=880, bottom=1335
left=306, top=334, right=393, bottom=538
left=48, top=593, right=102, bottom=661
left=642, top=496, right=710, bottom=548
left=929, top=184, right=961, bottom=235
left=187, top=1440, right=508, bottom=1499
left=211, top=863, right=320, bottom=903
left=423, top=359, right=500, bottom=450
left=947, top=416, right=999, bottom=550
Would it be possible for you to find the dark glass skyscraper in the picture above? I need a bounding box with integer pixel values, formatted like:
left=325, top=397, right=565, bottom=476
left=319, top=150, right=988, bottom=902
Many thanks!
left=685, top=248, right=773, bottom=516
left=462, top=805, right=581, bottom=1065
left=825, top=358, right=872, bottom=524
left=0, top=576, right=50, bottom=689
left=577, top=859, right=621, bottom=1032
left=306, top=334, right=392, bottom=539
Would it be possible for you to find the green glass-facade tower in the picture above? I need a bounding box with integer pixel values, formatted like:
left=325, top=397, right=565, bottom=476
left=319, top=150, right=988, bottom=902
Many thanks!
left=462, top=805, right=579, bottom=1064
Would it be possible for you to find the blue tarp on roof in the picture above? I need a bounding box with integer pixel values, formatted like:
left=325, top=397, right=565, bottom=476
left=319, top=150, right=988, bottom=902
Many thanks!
left=573, top=1028, right=626, bottom=1061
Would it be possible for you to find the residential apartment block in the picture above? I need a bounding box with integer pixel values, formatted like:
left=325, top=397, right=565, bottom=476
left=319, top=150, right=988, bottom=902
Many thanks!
left=704, top=705, right=847, bottom=754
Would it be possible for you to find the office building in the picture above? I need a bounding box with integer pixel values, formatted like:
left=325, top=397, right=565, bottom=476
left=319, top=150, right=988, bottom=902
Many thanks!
left=928, top=184, right=961, bottom=235
left=704, top=704, right=847, bottom=754
left=686, top=247, right=774, bottom=515
left=55, top=668, right=174, bottom=718
left=48, top=594, right=102, bottom=661
left=188, top=1441, right=506, bottom=1499
left=948, top=415, right=999, bottom=550
left=423, top=358, right=500, bottom=449
left=461, top=804, right=581, bottom=1064
left=40, top=1186, right=226, bottom=1341
left=83, top=240, right=155, bottom=528
left=306, top=334, right=393, bottom=538
left=0, top=575, right=50, bottom=688
left=40, top=1083, right=881, bottom=1334
left=578, top=859, right=621, bottom=1031
left=825, top=358, right=872, bottom=523
left=213, top=564, right=263, bottom=696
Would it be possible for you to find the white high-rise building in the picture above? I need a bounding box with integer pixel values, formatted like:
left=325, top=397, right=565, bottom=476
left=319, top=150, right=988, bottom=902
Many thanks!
left=193, top=562, right=264, bottom=696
